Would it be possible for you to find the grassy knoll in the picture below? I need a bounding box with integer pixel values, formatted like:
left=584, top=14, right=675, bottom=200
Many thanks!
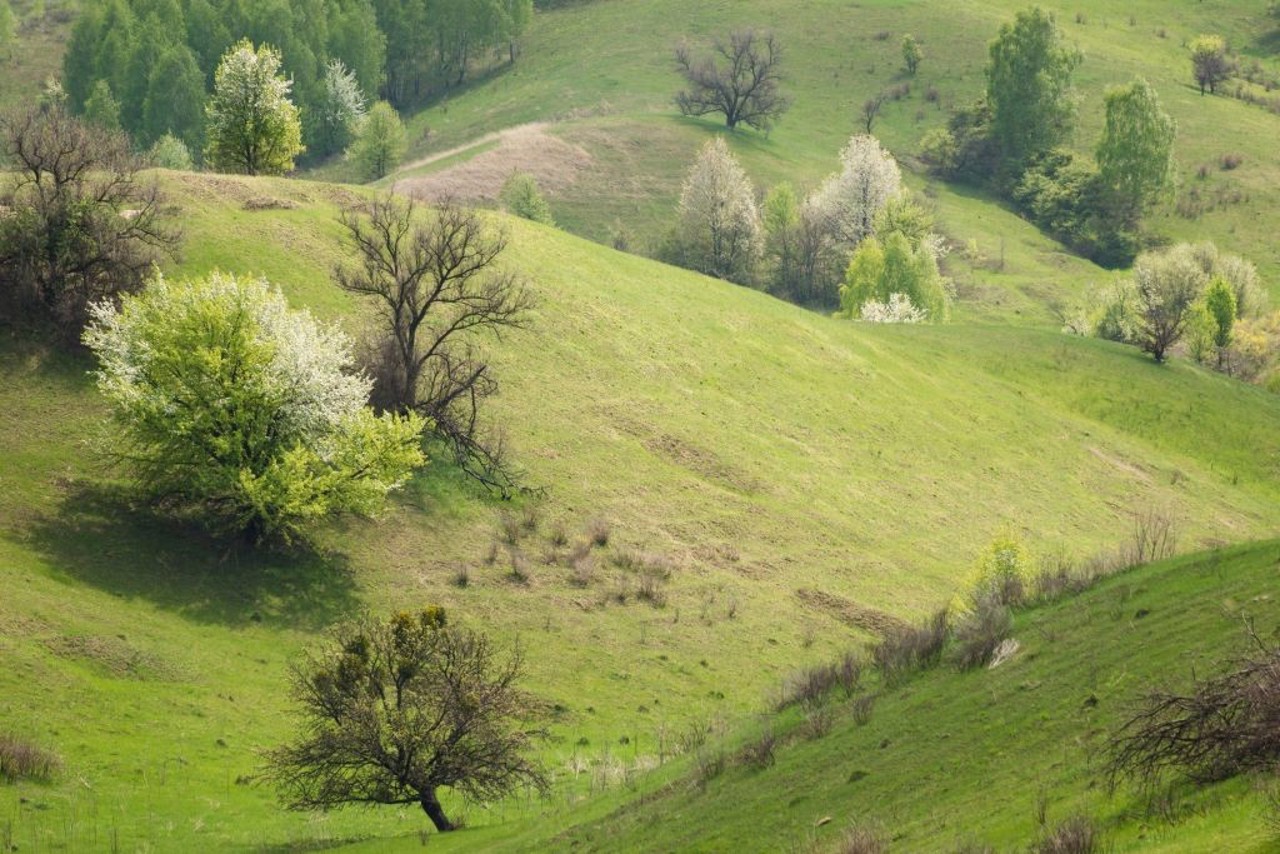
left=2, top=175, right=1280, bottom=849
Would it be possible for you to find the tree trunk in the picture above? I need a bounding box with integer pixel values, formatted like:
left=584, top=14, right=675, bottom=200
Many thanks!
left=420, top=788, right=454, bottom=832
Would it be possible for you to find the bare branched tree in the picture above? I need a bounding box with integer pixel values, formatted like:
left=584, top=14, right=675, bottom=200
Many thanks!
left=860, top=93, right=885, bottom=134
left=674, top=29, right=790, bottom=132
left=264, top=608, right=548, bottom=833
left=335, top=196, right=534, bottom=495
left=1107, top=634, right=1280, bottom=791
left=0, top=105, right=177, bottom=340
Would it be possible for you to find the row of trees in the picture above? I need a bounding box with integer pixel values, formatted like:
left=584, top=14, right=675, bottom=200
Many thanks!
left=63, top=0, right=531, bottom=160
left=668, top=134, right=948, bottom=322
left=920, top=7, right=1175, bottom=267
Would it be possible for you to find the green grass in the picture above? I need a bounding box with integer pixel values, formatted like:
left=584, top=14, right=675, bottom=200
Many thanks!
left=2, top=174, right=1280, bottom=849
left=376, top=0, right=1280, bottom=312
left=434, top=539, right=1280, bottom=852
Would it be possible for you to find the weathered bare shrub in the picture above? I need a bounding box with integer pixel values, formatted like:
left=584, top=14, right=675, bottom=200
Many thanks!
left=1035, top=815, right=1101, bottom=853
left=1123, top=507, right=1178, bottom=566
left=548, top=522, right=569, bottom=548
left=735, top=726, right=777, bottom=770
left=586, top=517, right=610, bottom=547
left=851, top=693, right=877, bottom=726
left=692, top=746, right=726, bottom=789
left=0, top=733, right=60, bottom=781
left=635, top=570, right=668, bottom=607
left=568, top=552, right=596, bottom=587
left=1107, top=641, right=1280, bottom=789
left=833, top=823, right=886, bottom=854
left=800, top=704, right=834, bottom=739
left=872, top=608, right=949, bottom=685
left=950, top=599, right=1013, bottom=671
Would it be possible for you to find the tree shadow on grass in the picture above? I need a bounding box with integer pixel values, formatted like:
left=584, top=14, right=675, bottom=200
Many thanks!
left=25, top=482, right=360, bottom=631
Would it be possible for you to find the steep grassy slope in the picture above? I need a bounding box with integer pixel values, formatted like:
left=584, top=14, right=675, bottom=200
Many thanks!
left=380, top=0, right=1280, bottom=317
left=432, top=540, right=1280, bottom=853
left=2, top=175, right=1280, bottom=849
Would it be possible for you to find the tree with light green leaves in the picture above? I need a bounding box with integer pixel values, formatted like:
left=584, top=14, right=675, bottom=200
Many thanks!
left=500, top=172, right=554, bottom=225
left=1189, top=34, right=1230, bottom=95
left=1096, top=77, right=1176, bottom=227
left=347, top=100, right=405, bottom=180
left=83, top=271, right=425, bottom=544
left=985, top=7, right=1081, bottom=175
left=838, top=231, right=948, bottom=323
left=901, top=34, right=922, bottom=75
left=205, top=40, right=304, bottom=175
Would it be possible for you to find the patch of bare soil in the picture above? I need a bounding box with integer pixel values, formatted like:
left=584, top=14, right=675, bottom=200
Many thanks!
left=795, top=588, right=909, bottom=637
left=393, top=123, right=592, bottom=203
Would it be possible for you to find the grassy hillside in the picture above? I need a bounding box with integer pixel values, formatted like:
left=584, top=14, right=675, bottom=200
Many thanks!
left=377, top=0, right=1280, bottom=318
left=433, top=539, right=1280, bottom=853
left=3, top=174, right=1280, bottom=849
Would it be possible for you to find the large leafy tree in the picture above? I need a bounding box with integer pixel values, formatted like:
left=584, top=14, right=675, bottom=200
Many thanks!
left=674, top=136, right=764, bottom=284
left=1096, top=77, right=1175, bottom=228
left=204, top=39, right=305, bottom=175
left=985, top=6, right=1081, bottom=174
left=265, top=607, right=548, bottom=833
left=83, top=271, right=425, bottom=543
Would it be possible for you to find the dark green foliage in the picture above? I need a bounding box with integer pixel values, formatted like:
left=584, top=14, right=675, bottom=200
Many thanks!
left=264, top=608, right=548, bottom=832
left=0, top=106, right=175, bottom=339
left=985, top=6, right=1081, bottom=176
left=61, top=0, right=531, bottom=157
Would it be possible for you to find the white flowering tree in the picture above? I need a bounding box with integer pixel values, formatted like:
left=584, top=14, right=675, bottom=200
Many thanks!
left=675, top=137, right=763, bottom=284
left=318, top=59, right=368, bottom=156
left=808, top=134, right=902, bottom=251
left=204, top=40, right=305, bottom=175
left=83, top=271, right=425, bottom=543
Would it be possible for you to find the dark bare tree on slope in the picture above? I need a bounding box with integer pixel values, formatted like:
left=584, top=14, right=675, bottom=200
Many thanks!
left=675, top=29, right=790, bottom=132
left=335, top=196, right=534, bottom=496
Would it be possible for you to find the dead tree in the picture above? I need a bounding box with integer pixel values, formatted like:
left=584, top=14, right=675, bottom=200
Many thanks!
left=1107, top=637, right=1280, bottom=790
left=335, top=196, right=534, bottom=495
left=674, top=29, right=790, bottom=132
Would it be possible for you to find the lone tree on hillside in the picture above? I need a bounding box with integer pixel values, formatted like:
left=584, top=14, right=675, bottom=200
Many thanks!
left=347, top=101, right=406, bottom=180
left=265, top=607, right=548, bottom=832
left=985, top=6, right=1082, bottom=175
left=83, top=271, right=425, bottom=543
left=0, top=105, right=175, bottom=340
left=901, top=34, right=923, bottom=76
left=675, top=28, right=790, bottom=132
left=204, top=40, right=304, bottom=175
left=1189, top=34, right=1231, bottom=95
left=335, top=196, right=534, bottom=495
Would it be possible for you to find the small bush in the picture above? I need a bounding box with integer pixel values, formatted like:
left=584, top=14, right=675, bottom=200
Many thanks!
left=872, top=608, right=948, bottom=685
left=1219, top=153, right=1244, bottom=170
left=451, top=564, right=471, bottom=587
left=0, top=733, right=60, bottom=782
left=1123, top=507, right=1177, bottom=566
left=735, top=727, right=776, bottom=770
left=692, top=747, right=726, bottom=789
left=586, top=517, right=610, bottom=547
left=964, top=532, right=1034, bottom=610
left=635, top=570, right=668, bottom=607
left=548, top=522, right=569, bottom=548
left=500, top=172, right=555, bottom=226
left=1036, top=815, right=1100, bottom=854
left=950, top=599, right=1013, bottom=670
left=833, top=824, right=886, bottom=854
left=800, top=704, right=834, bottom=740
left=497, top=512, right=522, bottom=546
left=851, top=693, right=877, bottom=726
left=568, top=552, right=596, bottom=587
left=508, top=550, right=531, bottom=584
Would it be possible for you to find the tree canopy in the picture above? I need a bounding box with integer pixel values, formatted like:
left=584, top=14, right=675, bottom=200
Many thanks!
left=675, top=29, right=790, bottom=132
left=265, top=607, right=547, bottom=832
left=985, top=6, right=1081, bottom=174
left=1096, top=77, right=1176, bottom=224
left=205, top=40, right=305, bottom=175
left=83, top=271, right=425, bottom=543
left=674, top=137, right=764, bottom=283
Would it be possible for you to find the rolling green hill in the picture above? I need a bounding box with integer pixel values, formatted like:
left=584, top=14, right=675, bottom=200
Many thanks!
left=2, top=173, right=1280, bottom=850
left=377, top=0, right=1280, bottom=320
